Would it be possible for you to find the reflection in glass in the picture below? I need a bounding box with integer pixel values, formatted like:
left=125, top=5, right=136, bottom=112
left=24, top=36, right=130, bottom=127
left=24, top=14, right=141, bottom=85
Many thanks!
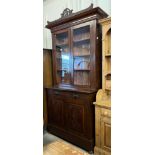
left=56, top=32, right=71, bottom=84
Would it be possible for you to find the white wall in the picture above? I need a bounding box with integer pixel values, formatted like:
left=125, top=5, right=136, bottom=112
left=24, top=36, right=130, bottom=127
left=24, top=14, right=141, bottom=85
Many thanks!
left=43, top=0, right=111, bottom=49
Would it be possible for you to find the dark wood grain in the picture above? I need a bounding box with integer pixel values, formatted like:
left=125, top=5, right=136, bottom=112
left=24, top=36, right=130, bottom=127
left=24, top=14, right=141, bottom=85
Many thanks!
left=43, top=49, right=53, bottom=127
left=45, top=5, right=108, bottom=152
left=47, top=89, right=96, bottom=151
left=46, top=5, right=108, bottom=30
left=43, top=49, right=52, bottom=88
left=43, top=88, right=48, bottom=127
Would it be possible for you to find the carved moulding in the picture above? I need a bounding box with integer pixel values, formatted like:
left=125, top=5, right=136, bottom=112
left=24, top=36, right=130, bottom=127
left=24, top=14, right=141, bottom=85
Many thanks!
left=61, top=8, right=73, bottom=18
left=60, top=3, right=93, bottom=18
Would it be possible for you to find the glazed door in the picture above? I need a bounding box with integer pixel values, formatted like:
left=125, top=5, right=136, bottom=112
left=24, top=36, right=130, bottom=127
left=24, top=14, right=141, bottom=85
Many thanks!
left=71, top=21, right=95, bottom=88
left=53, top=29, right=72, bottom=86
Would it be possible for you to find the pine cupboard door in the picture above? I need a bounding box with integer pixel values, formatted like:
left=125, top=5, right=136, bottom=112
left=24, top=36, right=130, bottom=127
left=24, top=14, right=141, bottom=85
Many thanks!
left=71, top=20, right=96, bottom=89
left=101, top=108, right=111, bottom=153
left=52, top=28, right=72, bottom=87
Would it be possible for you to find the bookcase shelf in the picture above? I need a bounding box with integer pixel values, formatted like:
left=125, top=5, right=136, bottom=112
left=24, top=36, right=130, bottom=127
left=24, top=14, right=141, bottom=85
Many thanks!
left=56, top=43, right=68, bottom=47
left=73, top=38, right=90, bottom=43
left=46, top=5, right=108, bottom=152
left=103, top=27, right=111, bottom=96
left=74, top=69, right=90, bottom=71
left=73, top=54, right=90, bottom=57
left=57, top=69, right=68, bottom=71
left=73, top=38, right=90, bottom=46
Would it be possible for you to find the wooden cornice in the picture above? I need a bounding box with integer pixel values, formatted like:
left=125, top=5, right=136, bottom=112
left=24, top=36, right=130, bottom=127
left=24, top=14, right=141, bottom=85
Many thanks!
left=99, top=17, right=111, bottom=25
left=46, top=4, right=108, bottom=30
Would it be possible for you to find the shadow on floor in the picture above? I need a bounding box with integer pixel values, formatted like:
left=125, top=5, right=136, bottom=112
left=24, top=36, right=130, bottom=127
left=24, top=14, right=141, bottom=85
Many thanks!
left=43, top=131, right=59, bottom=146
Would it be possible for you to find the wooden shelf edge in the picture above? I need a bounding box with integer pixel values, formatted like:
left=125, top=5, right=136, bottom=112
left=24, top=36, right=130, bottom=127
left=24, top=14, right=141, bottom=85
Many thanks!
left=73, top=54, right=90, bottom=57
left=105, top=53, right=111, bottom=57
left=94, top=101, right=111, bottom=109
left=56, top=44, right=68, bottom=47
left=57, top=69, right=68, bottom=71
left=73, top=38, right=90, bottom=43
left=74, top=69, right=90, bottom=71
left=105, top=88, right=111, bottom=91
left=105, top=72, right=111, bottom=76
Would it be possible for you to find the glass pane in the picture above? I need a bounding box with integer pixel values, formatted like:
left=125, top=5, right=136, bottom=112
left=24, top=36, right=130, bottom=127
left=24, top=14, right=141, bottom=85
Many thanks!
left=55, top=32, right=71, bottom=84
left=73, top=25, right=90, bottom=86
left=73, top=26, right=90, bottom=42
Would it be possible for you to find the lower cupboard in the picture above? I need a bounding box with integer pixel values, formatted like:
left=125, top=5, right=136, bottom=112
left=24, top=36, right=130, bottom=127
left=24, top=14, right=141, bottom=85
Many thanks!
left=46, top=88, right=96, bottom=152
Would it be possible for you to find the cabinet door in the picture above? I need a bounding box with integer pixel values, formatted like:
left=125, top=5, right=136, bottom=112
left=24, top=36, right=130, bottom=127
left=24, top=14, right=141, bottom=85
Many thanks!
left=71, top=21, right=95, bottom=87
left=48, top=95, right=64, bottom=127
left=63, top=93, right=84, bottom=134
left=101, top=109, right=111, bottom=152
left=63, top=93, right=94, bottom=138
left=64, top=101, right=84, bottom=134
left=53, top=29, right=72, bottom=86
